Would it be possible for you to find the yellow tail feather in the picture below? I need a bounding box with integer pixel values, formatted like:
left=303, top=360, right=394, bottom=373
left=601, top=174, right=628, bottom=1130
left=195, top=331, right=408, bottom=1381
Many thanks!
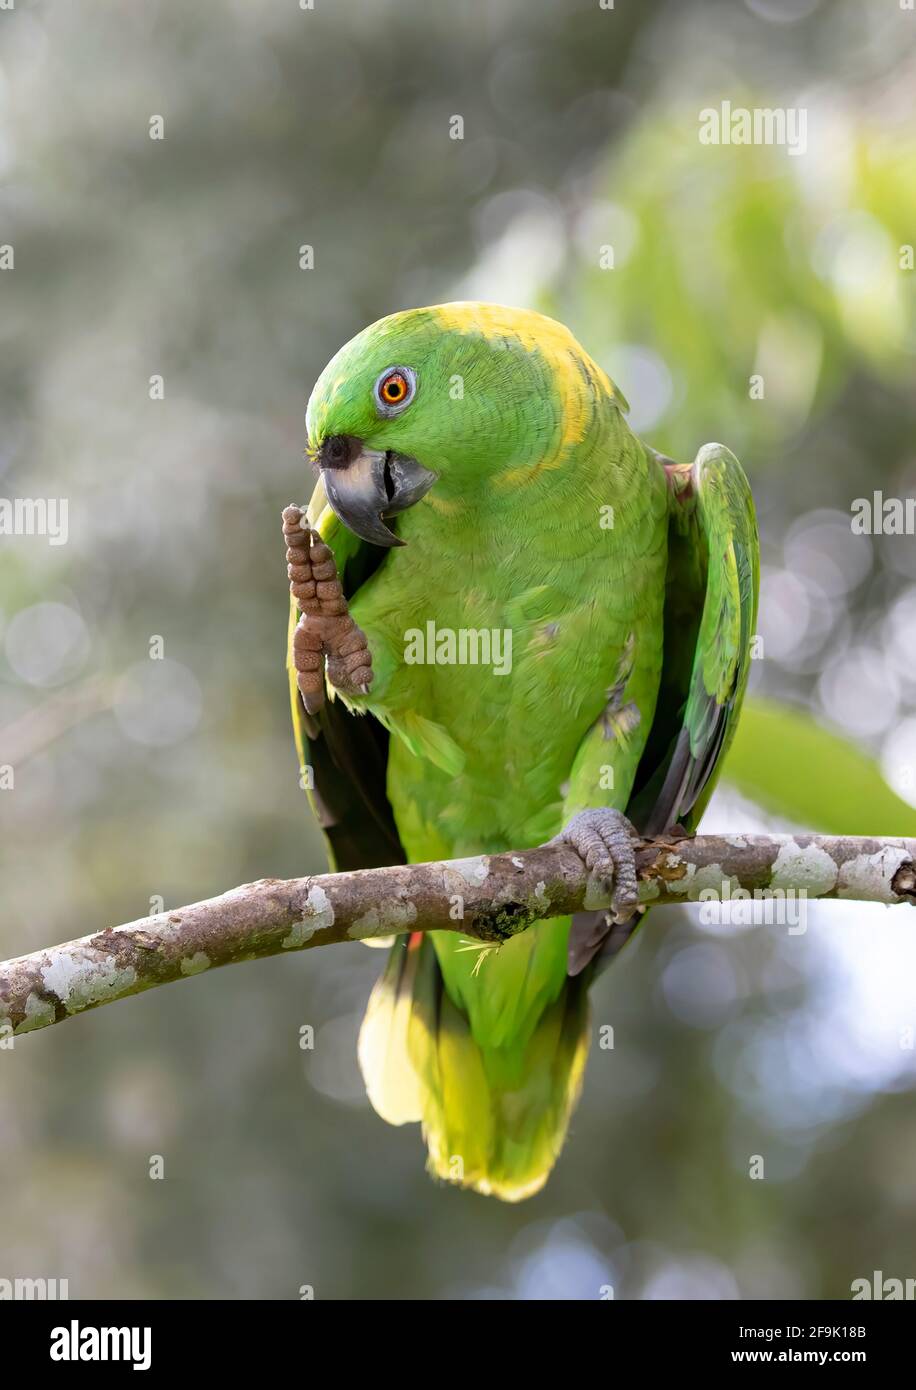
left=358, top=935, right=590, bottom=1201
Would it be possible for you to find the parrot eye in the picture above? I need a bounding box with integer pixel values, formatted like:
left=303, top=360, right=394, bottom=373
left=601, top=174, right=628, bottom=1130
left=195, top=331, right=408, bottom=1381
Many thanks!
left=374, top=366, right=417, bottom=417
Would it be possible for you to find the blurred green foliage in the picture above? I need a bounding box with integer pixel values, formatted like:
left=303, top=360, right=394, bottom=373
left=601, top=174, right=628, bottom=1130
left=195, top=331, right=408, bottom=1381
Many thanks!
left=556, top=119, right=916, bottom=462
left=731, top=698, right=915, bottom=835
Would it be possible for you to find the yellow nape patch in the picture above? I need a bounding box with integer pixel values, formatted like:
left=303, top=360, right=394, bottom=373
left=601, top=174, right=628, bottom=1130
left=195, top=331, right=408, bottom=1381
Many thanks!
left=431, top=302, right=627, bottom=471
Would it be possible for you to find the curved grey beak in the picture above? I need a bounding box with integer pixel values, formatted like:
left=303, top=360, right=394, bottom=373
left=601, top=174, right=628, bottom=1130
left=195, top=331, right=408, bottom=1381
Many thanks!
left=318, top=435, right=438, bottom=547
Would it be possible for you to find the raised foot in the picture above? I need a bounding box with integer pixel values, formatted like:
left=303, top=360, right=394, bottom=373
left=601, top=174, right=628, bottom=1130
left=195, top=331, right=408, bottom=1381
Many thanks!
left=549, top=808, right=640, bottom=923
left=283, top=505, right=374, bottom=715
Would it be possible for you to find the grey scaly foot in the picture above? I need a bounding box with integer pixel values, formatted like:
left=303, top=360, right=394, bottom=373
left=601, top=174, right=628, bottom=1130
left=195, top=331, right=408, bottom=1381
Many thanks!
left=549, top=808, right=640, bottom=924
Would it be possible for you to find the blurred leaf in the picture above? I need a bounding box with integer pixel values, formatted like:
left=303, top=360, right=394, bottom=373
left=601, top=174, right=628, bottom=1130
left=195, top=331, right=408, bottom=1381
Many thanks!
left=538, top=109, right=916, bottom=465
left=724, top=696, right=914, bottom=835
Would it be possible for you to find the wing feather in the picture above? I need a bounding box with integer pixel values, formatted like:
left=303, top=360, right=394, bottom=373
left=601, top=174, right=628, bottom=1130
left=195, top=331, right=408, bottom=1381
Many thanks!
left=629, top=443, right=759, bottom=837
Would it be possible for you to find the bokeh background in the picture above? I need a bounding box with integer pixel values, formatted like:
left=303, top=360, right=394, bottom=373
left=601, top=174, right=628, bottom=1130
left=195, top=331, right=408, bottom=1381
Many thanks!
left=2, top=0, right=916, bottom=1300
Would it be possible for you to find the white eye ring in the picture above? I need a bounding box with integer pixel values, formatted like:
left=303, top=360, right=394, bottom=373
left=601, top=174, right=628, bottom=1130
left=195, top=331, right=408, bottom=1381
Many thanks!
left=374, top=365, right=417, bottom=417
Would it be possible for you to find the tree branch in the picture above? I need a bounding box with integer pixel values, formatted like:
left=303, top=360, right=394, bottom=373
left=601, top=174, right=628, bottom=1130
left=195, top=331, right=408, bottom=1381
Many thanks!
left=2, top=833, right=914, bottom=1038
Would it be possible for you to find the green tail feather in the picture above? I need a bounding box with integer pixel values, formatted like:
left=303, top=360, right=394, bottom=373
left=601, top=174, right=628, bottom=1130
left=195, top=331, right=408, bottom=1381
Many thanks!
left=358, top=934, right=590, bottom=1202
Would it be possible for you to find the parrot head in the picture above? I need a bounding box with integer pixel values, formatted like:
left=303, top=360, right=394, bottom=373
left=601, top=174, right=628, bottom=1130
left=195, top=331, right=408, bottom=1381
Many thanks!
left=305, top=302, right=628, bottom=546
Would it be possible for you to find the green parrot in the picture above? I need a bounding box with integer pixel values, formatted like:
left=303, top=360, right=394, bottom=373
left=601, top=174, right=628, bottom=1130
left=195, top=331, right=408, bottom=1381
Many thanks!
left=287, top=302, right=758, bottom=1201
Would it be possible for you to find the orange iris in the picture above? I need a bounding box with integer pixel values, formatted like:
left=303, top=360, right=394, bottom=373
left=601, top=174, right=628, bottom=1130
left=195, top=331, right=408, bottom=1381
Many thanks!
left=380, top=372, right=408, bottom=403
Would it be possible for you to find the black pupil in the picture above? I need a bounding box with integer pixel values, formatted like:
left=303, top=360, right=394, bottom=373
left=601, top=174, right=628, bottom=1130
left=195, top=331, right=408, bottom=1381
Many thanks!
left=386, top=378, right=402, bottom=397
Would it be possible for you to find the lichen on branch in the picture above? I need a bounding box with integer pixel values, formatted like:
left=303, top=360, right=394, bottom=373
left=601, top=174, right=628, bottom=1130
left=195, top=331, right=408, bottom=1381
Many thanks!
left=0, top=833, right=913, bottom=1039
